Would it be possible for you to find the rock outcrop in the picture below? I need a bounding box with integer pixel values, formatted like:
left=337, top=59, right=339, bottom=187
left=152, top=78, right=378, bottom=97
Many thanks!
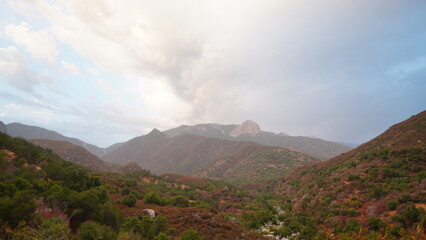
left=229, top=120, right=261, bottom=137
left=142, top=209, right=156, bottom=219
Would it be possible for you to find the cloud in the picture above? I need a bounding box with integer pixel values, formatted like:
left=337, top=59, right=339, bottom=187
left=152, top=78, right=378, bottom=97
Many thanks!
left=0, top=46, right=39, bottom=92
left=60, top=60, right=82, bottom=75
left=2, top=0, right=425, bottom=145
left=5, top=22, right=58, bottom=65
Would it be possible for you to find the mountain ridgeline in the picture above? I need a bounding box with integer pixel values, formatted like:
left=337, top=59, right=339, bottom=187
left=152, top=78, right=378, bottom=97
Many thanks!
left=164, top=120, right=352, bottom=160
left=0, top=119, right=351, bottom=186
left=103, top=129, right=319, bottom=185
left=5, top=122, right=107, bottom=157
left=1, top=120, right=351, bottom=161
left=29, top=139, right=115, bottom=172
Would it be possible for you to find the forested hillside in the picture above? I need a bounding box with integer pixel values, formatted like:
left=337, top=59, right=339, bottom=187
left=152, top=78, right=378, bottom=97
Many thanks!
left=0, top=133, right=266, bottom=240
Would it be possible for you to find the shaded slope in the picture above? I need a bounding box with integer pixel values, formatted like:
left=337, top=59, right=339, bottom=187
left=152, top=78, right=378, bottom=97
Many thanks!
left=0, top=121, right=6, bottom=133
left=164, top=121, right=351, bottom=160
left=6, top=122, right=105, bottom=157
left=192, top=146, right=319, bottom=186
left=104, top=129, right=261, bottom=174
left=30, top=138, right=113, bottom=172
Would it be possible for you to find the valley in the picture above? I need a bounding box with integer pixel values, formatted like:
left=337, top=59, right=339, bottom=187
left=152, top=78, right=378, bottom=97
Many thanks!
left=0, top=111, right=425, bottom=239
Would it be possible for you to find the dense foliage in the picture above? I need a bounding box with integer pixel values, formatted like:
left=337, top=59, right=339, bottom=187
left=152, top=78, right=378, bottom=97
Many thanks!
left=0, top=133, right=204, bottom=240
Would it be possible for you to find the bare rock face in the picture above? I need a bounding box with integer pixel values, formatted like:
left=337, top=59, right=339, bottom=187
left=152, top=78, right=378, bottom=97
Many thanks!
left=142, top=209, right=156, bottom=219
left=229, top=120, right=261, bottom=137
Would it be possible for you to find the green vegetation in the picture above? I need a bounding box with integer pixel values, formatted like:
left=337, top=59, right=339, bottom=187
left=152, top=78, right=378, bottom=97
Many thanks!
left=78, top=221, right=117, bottom=240
left=0, top=133, right=215, bottom=239
left=178, top=228, right=201, bottom=240
left=262, top=144, right=426, bottom=239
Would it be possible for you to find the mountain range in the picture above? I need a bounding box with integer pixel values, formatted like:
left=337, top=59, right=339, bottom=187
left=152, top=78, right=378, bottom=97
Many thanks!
left=5, top=122, right=107, bottom=157
left=0, top=120, right=351, bottom=160
left=164, top=120, right=352, bottom=160
left=0, top=119, right=351, bottom=185
left=103, top=129, right=319, bottom=185
left=0, top=110, right=425, bottom=239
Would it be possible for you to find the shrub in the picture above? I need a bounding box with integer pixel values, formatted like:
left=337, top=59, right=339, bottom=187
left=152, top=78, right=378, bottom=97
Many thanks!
left=178, top=229, right=200, bottom=240
left=143, top=192, right=168, bottom=206
left=122, top=193, right=137, bottom=207
left=342, top=219, right=360, bottom=233
left=382, top=168, right=405, bottom=178
left=397, top=193, right=412, bottom=204
left=77, top=221, right=117, bottom=240
left=171, top=195, right=190, bottom=207
left=387, top=201, right=398, bottom=211
left=121, top=216, right=167, bottom=239
left=366, top=218, right=385, bottom=231
left=389, top=225, right=404, bottom=238
left=121, top=217, right=143, bottom=234
left=117, top=232, right=142, bottom=240
left=155, top=232, right=170, bottom=240
left=97, top=203, right=123, bottom=230
left=399, top=204, right=421, bottom=227
left=37, top=217, right=71, bottom=240
left=370, top=185, right=386, bottom=199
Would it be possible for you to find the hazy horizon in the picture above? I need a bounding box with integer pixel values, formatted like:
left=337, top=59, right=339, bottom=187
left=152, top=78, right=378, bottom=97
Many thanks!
left=1, top=0, right=425, bottom=147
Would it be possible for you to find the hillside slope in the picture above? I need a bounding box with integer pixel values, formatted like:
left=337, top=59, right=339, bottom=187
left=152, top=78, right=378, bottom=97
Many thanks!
left=30, top=139, right=114, bottom=172
left=165, top=120, right=351, bottom=160
left=104, top=129, right=318, bottom=185
left=0, top=132, right=267, bottom=240
left=192, top=146, right=318, bottom=186
left=0, top=121, right=6, bottom=133
left=272, top=111, right=426, bottom=238
left=6, top=122, right=105, bottom=157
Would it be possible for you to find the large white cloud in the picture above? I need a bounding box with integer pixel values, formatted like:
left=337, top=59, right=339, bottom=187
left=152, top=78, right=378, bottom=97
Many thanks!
left=5, top=22, right=58, bottom=65
left=2, top=0, right=425, bottom=145
left=0, top=46, right=40, bottom=92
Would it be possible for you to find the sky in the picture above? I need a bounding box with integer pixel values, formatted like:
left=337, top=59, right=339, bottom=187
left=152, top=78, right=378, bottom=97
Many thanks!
left=0, top=0, right=425, bottom=147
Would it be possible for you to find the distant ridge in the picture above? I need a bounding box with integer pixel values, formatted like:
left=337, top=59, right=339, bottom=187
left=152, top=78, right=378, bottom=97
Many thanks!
left=0, top=121, right=6, bottom=133
left=6, top=122, right=105, bottom=157
left=103, top=128, right=319, bottom=185
left=30, top=138, right=114, bottom=172
left=164, top=120, right=352, bottom=160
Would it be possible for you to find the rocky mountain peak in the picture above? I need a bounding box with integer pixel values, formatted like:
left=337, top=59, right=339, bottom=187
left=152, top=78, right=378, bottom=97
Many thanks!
left=147, top=128, right=163, bottom=137
left=229, top=120, right=261, bottom=137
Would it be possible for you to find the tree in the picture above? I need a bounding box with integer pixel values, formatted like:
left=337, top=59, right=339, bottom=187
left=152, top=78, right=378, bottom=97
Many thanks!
left=97, top=203, right=123, bottom=230
left=36, top=217, right=71, bottom=240
left=0, top=190, right=37, bottom=227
